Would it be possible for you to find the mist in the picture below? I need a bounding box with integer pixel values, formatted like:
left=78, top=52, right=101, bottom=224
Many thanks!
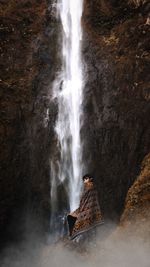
left=0, top=223, right=149, bottom=267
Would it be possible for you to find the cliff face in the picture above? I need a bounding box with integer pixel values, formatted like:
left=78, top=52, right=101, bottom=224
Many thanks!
left=82, top=0, right=150, bottom=217
left=0, top=0, right=59, bottom=240
left=0, top=0, right=150, bottom=242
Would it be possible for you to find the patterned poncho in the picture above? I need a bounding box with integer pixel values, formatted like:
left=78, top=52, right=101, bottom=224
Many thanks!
left=67, top=183, right=103, bottom=240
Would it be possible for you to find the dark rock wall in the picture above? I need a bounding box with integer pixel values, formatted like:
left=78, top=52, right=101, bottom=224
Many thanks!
left=0, top=0, right=59, bottom=240
left=82, top=0, right=150, bottom=217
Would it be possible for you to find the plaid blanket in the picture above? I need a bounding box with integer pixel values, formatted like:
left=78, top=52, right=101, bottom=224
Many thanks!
left=67, top=183, right=103, bottom=240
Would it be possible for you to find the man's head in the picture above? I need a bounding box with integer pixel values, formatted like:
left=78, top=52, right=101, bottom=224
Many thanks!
left=82, top=174, right=94, bottom=183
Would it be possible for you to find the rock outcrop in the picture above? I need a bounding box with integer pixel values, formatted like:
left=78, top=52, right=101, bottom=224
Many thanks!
left=119, top=153, right=150, bottom=240
left=82, top=0, right=150, bottom=217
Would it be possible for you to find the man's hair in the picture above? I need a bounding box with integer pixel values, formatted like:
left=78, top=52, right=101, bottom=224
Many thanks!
left=82, top=174, right=94, bottom=181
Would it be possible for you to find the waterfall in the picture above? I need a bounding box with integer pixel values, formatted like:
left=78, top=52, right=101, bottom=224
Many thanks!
left=50, top=0, right=83, bottom=228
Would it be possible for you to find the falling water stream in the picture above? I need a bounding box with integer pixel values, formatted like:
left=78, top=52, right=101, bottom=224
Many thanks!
left=50, top=0, right=83, bottom=234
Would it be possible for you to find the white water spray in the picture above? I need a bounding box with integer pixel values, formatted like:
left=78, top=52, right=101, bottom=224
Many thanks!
left=51, top=0, right=83, bottom=214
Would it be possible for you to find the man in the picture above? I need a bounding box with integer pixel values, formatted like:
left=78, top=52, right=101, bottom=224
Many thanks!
left=67, top=174, right=104, bottom=242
